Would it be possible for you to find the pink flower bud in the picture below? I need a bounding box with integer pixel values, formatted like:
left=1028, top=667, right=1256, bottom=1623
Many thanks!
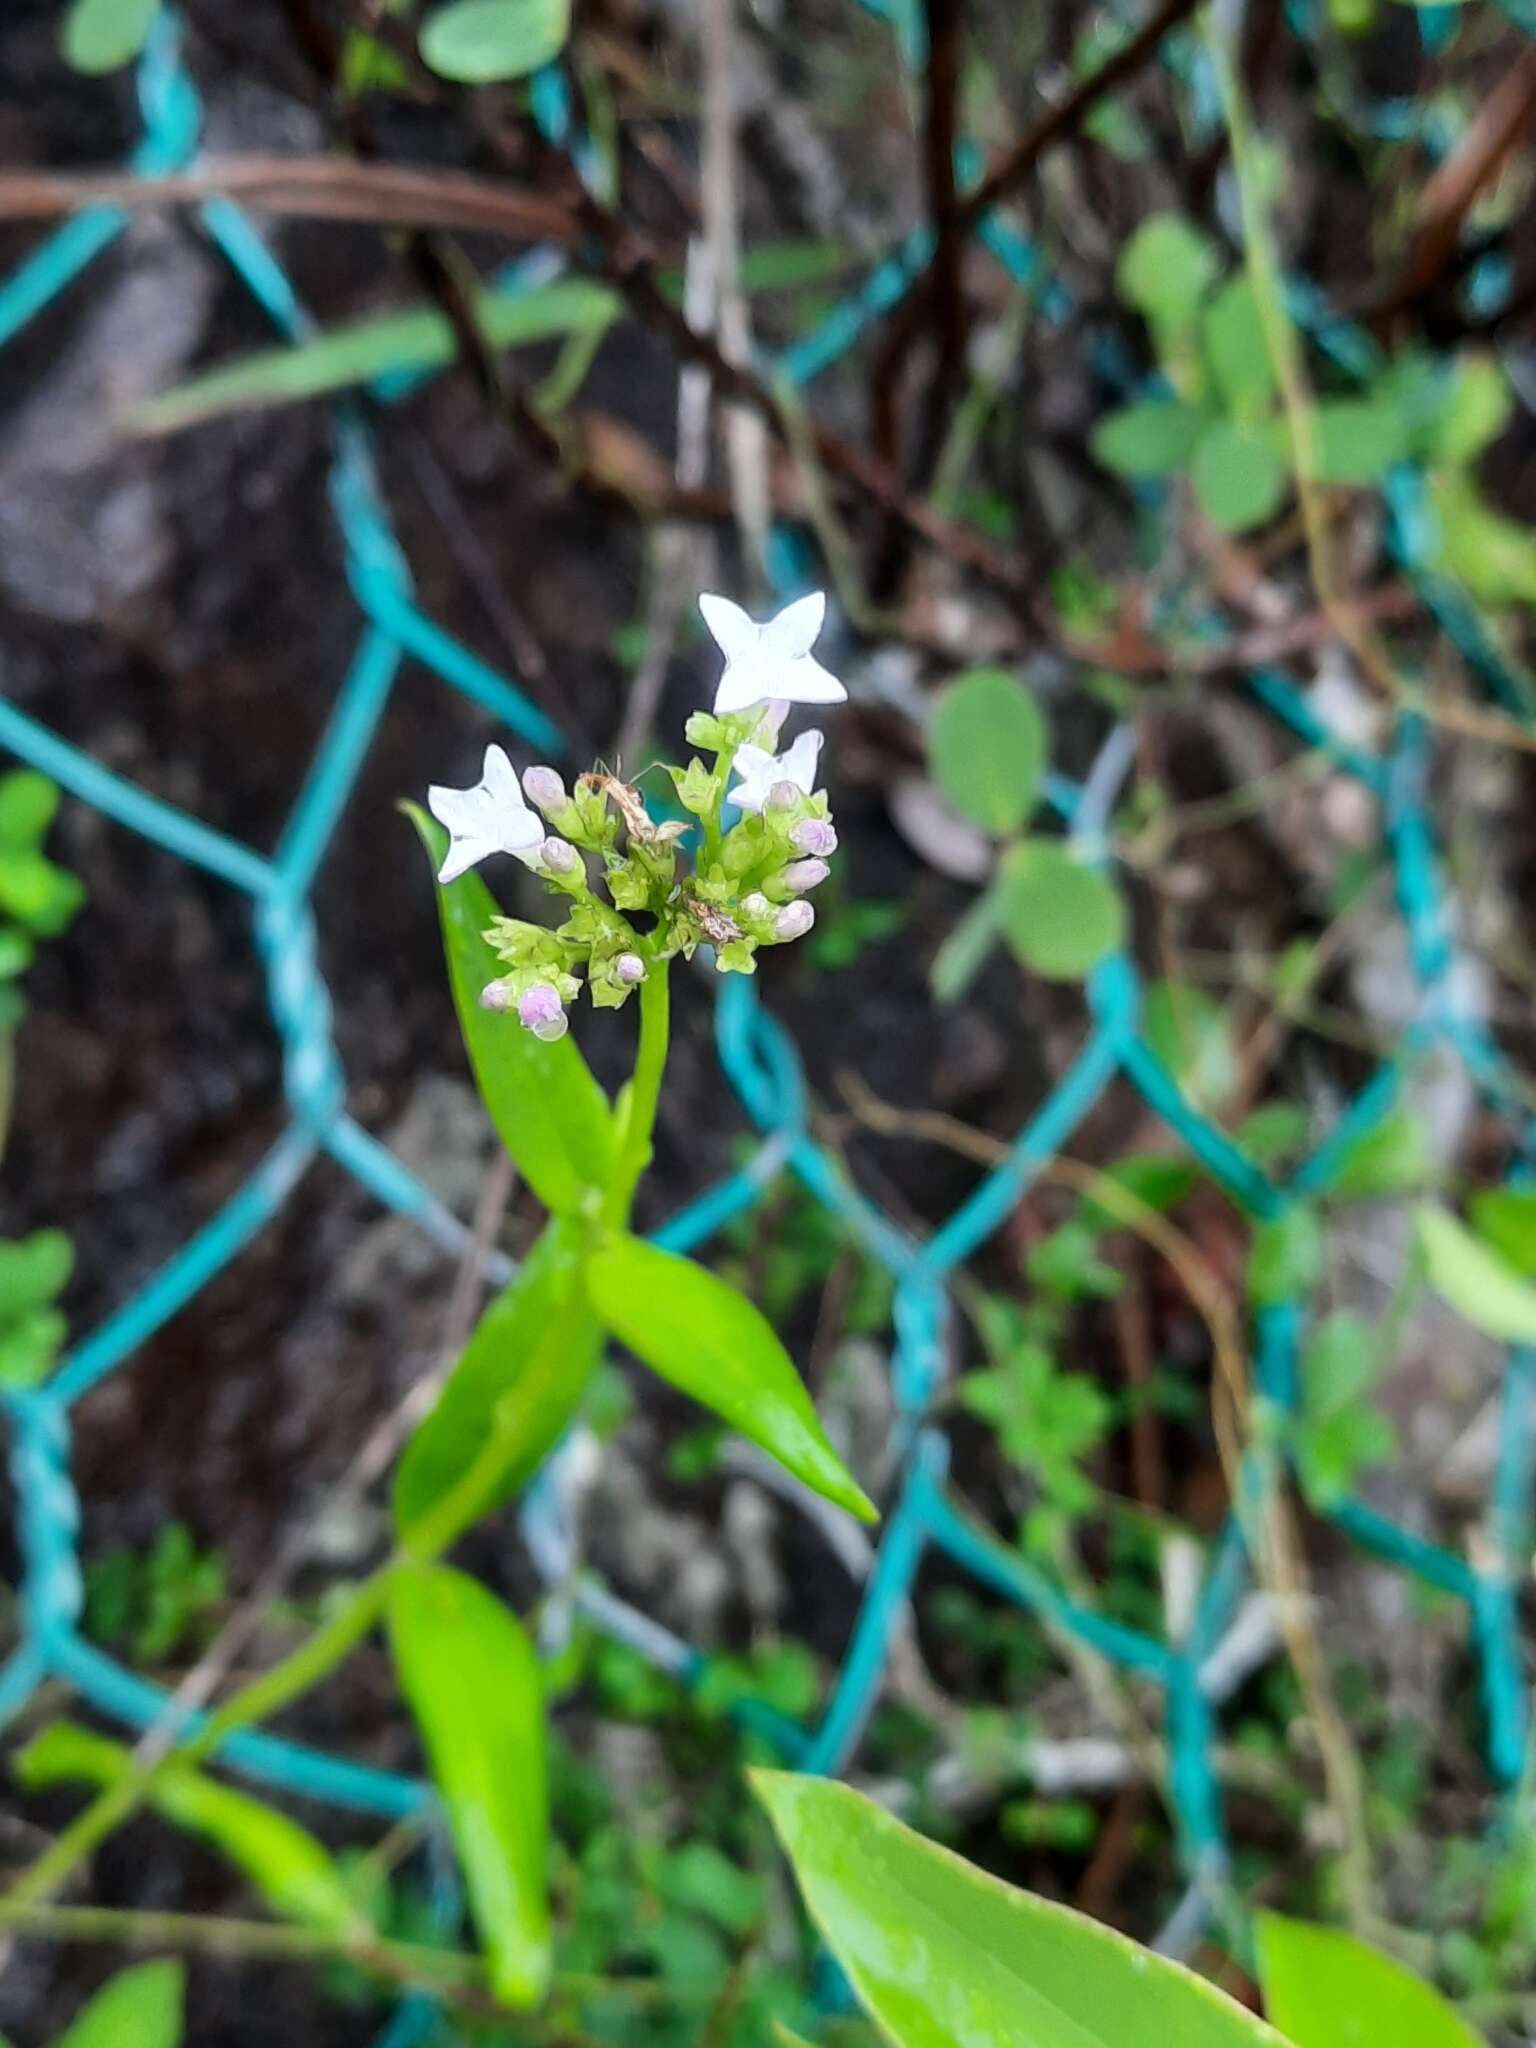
left=615, top=952, right=646, bottom=984
left=779, top=857, right=830, bottom=893
left=791, top=817, right=837, bottom=857
left=523, top=766, right=567, bottom=816
left=517, top=982, right=568, bottom=1041
left=767, top=780, right=801, bottom=811
left=540, top=836, right=580, bottom=875
left=480, top=980, right=515, bottom=1012
left=775, top=900, right=815, bottom=941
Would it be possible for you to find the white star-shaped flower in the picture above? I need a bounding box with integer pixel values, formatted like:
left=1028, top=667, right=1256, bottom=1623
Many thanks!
left=700, top=591, right=846, bottom=716
left=427, top=744, right=544, bottom=884
left=727, top=728, right=824, bottom=813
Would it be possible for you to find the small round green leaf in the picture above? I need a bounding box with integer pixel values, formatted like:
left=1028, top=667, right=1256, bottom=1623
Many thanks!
left=61, top=0, right=161, bottom=74
left=998, top=840, right=1126, bottom=982
left=1314, top=400, right=1407, bottom=486
left=1115, top=214, right=1220, bottom=325
left=1201, top=278, right=1276, bottom=416
left=1090, top=400, right=1205, bottom=478
left=1191, top=419, right=1288, bottom=533
left=419, top=0, right=571, bottom=83
left=928, top=670, right=1047, bottom=837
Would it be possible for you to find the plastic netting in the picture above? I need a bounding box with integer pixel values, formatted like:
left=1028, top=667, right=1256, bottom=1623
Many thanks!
left=2, top=6, right=1534, bottom=2036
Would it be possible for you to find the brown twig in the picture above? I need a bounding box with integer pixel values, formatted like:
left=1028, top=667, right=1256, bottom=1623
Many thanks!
left=1364, top=44, right=1536, bottom=327
left=0, top=157, right=579, bottom=242
left=918, top=0, right=970, bottom=468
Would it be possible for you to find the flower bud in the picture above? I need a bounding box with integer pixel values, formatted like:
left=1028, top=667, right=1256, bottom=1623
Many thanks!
left=779, top=857, right=830, bottom=893
left=523, top=766, right=568, bottom=816
left=518, top=982, right=568, bottom=1042
left=539, top=836, right=580, bottom=876
left=615, top=952, right=646, bottom=985
left=775, top=900, right=815, bottom=941
left=767, top=780, right=801, bottom=812
left=791, top=817, right=837, bottom=857
left=480, top=979, right=515, bottom=1012
left=740, top=892, right=772, bottom=921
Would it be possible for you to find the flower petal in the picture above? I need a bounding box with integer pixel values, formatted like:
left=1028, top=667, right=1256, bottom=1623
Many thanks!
left=781, top=653, right=846, bottom=705
left=760, top=591, right=826, bottom=661
left=699, top=593, right=760, bottom=662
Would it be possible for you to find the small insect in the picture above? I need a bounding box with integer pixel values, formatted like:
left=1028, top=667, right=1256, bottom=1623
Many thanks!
left=685, top=897, right=742, bottom=947
left=579, top=771, right=689, bottom=848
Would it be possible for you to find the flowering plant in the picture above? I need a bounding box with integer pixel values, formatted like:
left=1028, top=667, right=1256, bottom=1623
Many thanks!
left=426, top=591, right=844, bottom=1041
left=382, top=591, right=872, bottom=2003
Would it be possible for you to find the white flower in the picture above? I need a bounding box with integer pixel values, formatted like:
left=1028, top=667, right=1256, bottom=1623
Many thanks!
left=700, top=591, right=846, bottom=716
left=727, top=728, right=824, bottom=814
left=427, top=745, right=544, bottom=884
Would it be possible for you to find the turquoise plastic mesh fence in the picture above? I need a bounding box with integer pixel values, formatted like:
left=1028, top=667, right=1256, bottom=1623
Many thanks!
left=2, top=11, right=1533, bottom=2043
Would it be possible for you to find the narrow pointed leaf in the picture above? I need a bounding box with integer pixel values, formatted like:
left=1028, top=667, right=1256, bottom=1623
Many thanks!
left=408, top=805, right=613, bottom=1215
left=753, top=1772, right=1286, bottom=2048
left=1417, top=1204, right=1536, bottom=1343
left=134, top=280, right=617, bottom=435
left=394, top=1213, right=602, bottom=1536
left=388, top=1565, right=550, bottom=2008
left=17, top=1723, right=361, bottom=1938
left=585, top=1235, right=876, bottom=1522
left=56, top=1962, right=184, bottom=2048
left=1256, top=1913, right=1484, bottom=2047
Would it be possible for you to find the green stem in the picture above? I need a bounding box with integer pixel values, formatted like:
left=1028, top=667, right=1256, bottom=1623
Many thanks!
left=5, top=865, right=676, bottom=1931
left=0, top=1347, right=582, bottom=1924
left=701, top=744, right=739, bottom=872
left=604, top=956, right=671, bottom=1229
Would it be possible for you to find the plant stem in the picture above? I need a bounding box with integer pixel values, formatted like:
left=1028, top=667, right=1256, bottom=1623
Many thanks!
left=605, top=957, right=671, bottom=1228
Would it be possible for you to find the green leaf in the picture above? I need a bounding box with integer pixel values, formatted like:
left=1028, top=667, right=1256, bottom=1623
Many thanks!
left=1191, top=419, right=1288, bottom=533
left=1202, top=280, right=1276, bottom=416
left=388, top=1564, right=550, bottom=2007
left=930, top=881, right=1005, bottom=1002
left=1426, top=470, right=1536, bottom=606
left=408, top=805, right=613, bottom=1215
left=17, top=1723, right=362, bottom=1938
left=419, top=0, right=571, bottom=82
left=0, top=1307, right=66, bottom=1390
left=1237, top=1102, right=1310, bottom=1165
left=1301, top=1313, right=1381, bottom=1418
left=1314, top=401, right=1407, bottom=486
left=1116, top=215, right=1221, bottom=326
left=1314, top=1106, right=1430, bottom=1200
left=1433, top=355, right=1511, bottom=465
left=1468, top=1188, right=1536, bottom=1279
left=1143, top=981, right=1239, bottom=1113
left=55, top=1962, right=184, bottom=2048
left=753, top=1771, right=1287, bottom=2048
left=1091, top=400, right=1206, bottom=478
left=0, top=849, right=86, bottom=938
left=394, top=1214, right=602, bottom=1536
left=61, top=0, right=162, bottom=74
left=0, top=772, right=60, bottom=847
left=0, top=1229, right=73, bottom=1320
left=1256, top=1912, right=1485, bottom=2048
left=928, top=670, right=1047, bottom=836
left=585, top=1235, right=876, bottom=1522
left=1417, top=1205, right=1536, bottom=1344
left=134, top=280, right=617, bottom=435
left=1294, top=1407, right=1396, bottom=1507
left=997, top=840, right=1126, bottom=982
left=1248, top=1206, right=1323, bottom=1307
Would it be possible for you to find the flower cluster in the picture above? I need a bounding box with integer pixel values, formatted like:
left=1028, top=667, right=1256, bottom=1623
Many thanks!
left=426, top=593, right=845, bottom=1040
